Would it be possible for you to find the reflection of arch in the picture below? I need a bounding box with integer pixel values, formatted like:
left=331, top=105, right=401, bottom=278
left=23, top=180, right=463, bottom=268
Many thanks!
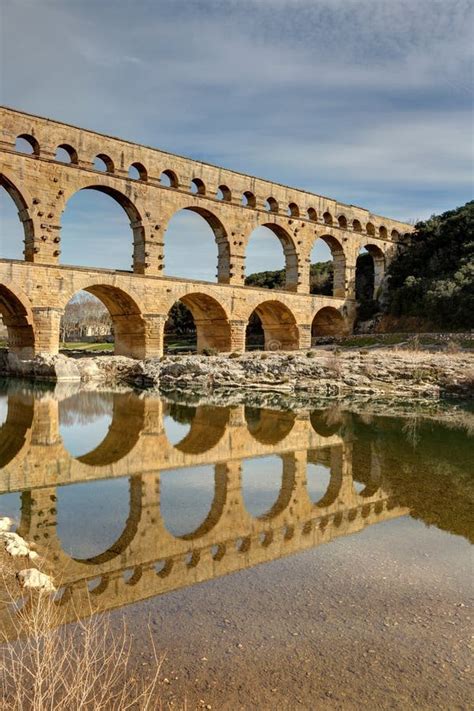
left=247, top=300, right=299, bottom=351
left=0, top=173, right=35, bottom=260
left=61, top=393, right=145, bottom=466
left=0, top=283, right=35, bottom=357
left=179, top=464, right=228, bottom=540
left=245, top=407, right=295, bottom=444
left=67, top=284, right=146, bottom=358
left=258, top=223, right=299, bottom=289
left=172, top=405, right=229, bottom=454
left=172, top=292, right=232, bottom=352
left=20, top=477, right=143, bottom=566
left=310, top=409, right=343, bottom=437
left=62, top=184, right=146, bottom=273
left=0, top=393, right=34, bottom=468
left=312, top=306, right=346, bottom=337
left=257, top=453, right=296, bottom=520
left=311, top=234, right=346, bottom=297
left=307, top=447, right=343, bottom=507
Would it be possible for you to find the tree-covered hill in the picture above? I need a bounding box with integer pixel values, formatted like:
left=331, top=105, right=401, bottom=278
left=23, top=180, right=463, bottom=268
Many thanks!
left=245, top=260, right=333, bottom=294
left=386, top=201, right=474, bottom=330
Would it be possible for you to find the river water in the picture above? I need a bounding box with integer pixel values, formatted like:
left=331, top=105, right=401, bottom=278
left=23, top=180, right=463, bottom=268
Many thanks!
left=0, top=381, right=472, bottom=710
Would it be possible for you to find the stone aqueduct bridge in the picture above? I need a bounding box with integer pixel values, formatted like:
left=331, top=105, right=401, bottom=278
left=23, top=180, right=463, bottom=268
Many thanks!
left=0, top=107, right=412, bottom=358
left=0, top=390, right=407, bottom=637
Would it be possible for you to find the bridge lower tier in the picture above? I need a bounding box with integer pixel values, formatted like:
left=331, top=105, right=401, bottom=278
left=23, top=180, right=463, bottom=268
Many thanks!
left=0, top=260, right=356, bottom=358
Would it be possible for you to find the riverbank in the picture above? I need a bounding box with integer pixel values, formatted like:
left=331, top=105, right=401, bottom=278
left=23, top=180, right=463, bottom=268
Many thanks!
left=2, top=347, right=473, bottom=402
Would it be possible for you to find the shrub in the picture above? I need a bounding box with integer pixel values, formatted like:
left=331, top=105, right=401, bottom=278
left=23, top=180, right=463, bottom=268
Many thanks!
left=201, top=347, right=218, bottom=356
left=229, top=351, right=241, bottom=359
left=306, top=350, right=316, bottom=358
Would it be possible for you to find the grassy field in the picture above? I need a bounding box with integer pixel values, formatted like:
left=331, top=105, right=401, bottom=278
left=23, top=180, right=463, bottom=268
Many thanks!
left=59, top=342, right=114, bottom=352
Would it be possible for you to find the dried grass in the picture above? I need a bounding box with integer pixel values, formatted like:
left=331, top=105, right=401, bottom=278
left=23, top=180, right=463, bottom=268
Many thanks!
left=0, top=556, right=166, bottom=711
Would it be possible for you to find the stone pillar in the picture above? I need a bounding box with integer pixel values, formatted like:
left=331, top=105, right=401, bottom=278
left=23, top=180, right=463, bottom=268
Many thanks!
left=132, top=219, right=164, bottom=276
left=32, top=306, right=62, bottom=355
left=298, top=323, right=312, bottom=351
left=142, top=313, right=166, bottom=358
left=229, top=320, right=246, bottom=353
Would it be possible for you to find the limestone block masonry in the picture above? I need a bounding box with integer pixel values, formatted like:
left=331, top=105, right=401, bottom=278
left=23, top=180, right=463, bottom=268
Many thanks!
left=0, top=106, right=413, bottom=358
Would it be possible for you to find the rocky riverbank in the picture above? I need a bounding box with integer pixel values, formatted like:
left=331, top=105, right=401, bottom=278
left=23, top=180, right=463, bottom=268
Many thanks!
left=1, top=347, right=473, bottom=401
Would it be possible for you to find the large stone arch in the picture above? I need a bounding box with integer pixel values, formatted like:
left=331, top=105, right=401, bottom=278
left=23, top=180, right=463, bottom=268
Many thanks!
left=0, top=172, right=35, bottom=261
left=312, top=306, right=347, bottom=338
left=61, top=283, right=147, bottom=359
left=167, top=291, right=232, bottom=353
left=0, top=282, right=36, bottom=357
left=59, top=183, right=147, bottom=273
left=357, top=242, right=386, bottom=299
left=246, top=299, right=299, bottom=351
left=311, top=233, right=346, bottom=297
left=0, top=391, right=34, bottom=469
left=163, top=205, right=232, bottom=284
left=248, top=222, right=299, bottom=291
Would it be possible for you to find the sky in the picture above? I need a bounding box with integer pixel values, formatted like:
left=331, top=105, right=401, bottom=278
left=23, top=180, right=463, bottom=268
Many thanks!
left=1, top=0, right=473, bottom=281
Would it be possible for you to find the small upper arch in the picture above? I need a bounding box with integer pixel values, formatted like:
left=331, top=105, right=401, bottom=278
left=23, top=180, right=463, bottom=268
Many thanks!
left=337, top=214, right=347, bottom=229
left=323, top=211, right=333, bottom=225
left=160, top=169, right=179, bottom=188
left=128, top=162, right=147, bottom=181
left=352, top=219, right=362, bottom=232
left=242, top=190, right=256, bottom=208
left=366, top=221, right=375, bottom=235
left=288, top=202, right=299, bottom=217
left=307, top=207, right=317, bottom=221
left=190, top=177, right=206, bottom=195
left=216, top=184, right=232, bottom=201
left=55, top=143, right=78, bottom=165
left=391, top=228, right=400, bottom=240
left=15, top=134, right=40, bottom=156
left=94, top=154, right=115, bottom=173
left=379, top=225, right=388, bottom=238
left=265, top=197, right=279, bottom=213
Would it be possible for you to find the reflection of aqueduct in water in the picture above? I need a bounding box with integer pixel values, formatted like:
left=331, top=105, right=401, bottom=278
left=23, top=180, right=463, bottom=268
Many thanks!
left=0, top=106, right=412, bottom=358
left=0, top=390, right=408, bottom=637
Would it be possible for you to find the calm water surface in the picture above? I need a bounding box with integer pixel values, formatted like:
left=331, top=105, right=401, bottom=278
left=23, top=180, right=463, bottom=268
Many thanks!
left=0, top=382, right=472, bottom=710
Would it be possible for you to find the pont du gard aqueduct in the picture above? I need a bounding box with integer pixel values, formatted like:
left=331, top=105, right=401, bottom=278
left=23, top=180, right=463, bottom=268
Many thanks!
left=0, top=106, right=413, bottom=359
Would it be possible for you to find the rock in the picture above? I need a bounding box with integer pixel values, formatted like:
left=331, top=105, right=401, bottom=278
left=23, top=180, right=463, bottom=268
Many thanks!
left=0, top=531, right=35, bottom=558
left=17, top=568, right=56, bottom=592
left=0, top=516, right=14, bottom=532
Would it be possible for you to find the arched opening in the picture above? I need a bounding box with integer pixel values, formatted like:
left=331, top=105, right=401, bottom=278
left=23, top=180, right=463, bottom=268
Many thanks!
left=309, top=235, right=345, bottom=297
left=323, top=211, right=333, bottom=225
left=94, top=154, right=114, bottom=173
left=0, top=175, right=32, bottom=260
left=307, top=208, right=317, bottom=221
left=245, top=224, right=298, bottom=291
left=338, top=215, right=347, bottom=229
left=245, top=300, right=299, bottom=351
left=242, top=191, right=256, bottom=208
left=355, top=244, right=385, bottom=320
left=160, top=169, right=178, bottom=188
left=352, top=219, right=362, bottom=233
left=356, top=245, right=385, bottom=301
left=307, top=446, right=343, bottom=507
left=391, top=229, right=400, bottom=240
left=312, top=307, right=346, bottom=339
left=160, top=464, right=220, bottom=538
left=164, top=292, right=231, bottom=354
left=60, top=185, right=144, bottom=271
left=164, top=300, right=196, bottom=353
left=128, top=162, right=147, bottom=181
left=379, top=225, right=388, bottom=239
left=190, top=178, right=205, bottom=195
left=56, top=475, right=140, bottom=562
left=15, top=134, right=39, bottom=156
left=0, top=391, right=34, bottom=469
left=163, top=207, right=230, bottom=283
left=55, top=144, right=78, bottom=164
left=61, top=286, right=146, bottom=358
left=288, top=202, right=299, bottom=217
left=366, top=222, right=375, bottom=236
left=264, top=197, right=278, bottom=213
left=0, top=285, right=35, bottom=357
left=216, top=185, right=231, bottom=201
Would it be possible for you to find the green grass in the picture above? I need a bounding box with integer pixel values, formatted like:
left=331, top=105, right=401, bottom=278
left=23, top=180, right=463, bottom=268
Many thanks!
left=59, top=342, right=114, bottom=352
